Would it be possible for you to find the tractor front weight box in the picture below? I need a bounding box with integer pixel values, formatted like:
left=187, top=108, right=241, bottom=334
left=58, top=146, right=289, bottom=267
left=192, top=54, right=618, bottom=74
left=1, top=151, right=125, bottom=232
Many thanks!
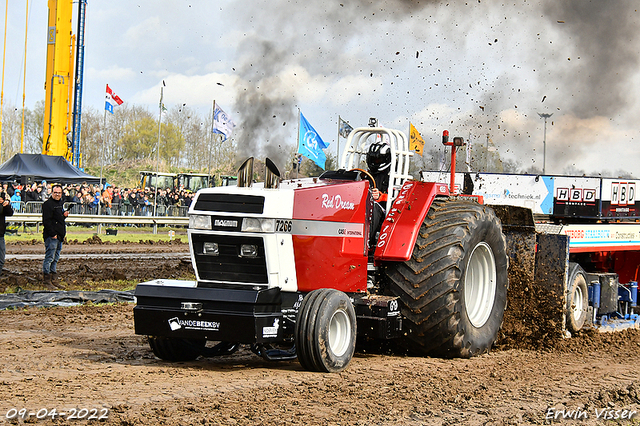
left=353, top=294, right=403, bottom=339
left=134, top=283, right=286, bottom=344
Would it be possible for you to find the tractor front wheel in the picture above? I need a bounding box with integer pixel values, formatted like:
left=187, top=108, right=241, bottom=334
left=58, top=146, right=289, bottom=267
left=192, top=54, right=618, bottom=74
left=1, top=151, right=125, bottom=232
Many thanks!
left=295, top=289, right=357, bottom=372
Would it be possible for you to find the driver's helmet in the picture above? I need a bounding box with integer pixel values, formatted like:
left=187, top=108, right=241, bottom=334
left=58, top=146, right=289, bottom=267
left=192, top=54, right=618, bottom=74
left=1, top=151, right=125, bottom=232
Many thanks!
left=366, top=142, right=391, bottom=173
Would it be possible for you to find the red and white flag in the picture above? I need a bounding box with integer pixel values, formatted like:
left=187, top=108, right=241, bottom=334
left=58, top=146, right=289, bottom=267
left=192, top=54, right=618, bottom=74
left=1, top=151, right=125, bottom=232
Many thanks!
left=105, top=84, right=124, bottom=113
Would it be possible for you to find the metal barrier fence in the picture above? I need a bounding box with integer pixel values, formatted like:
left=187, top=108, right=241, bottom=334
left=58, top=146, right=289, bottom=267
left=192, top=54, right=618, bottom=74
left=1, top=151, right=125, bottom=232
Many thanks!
left=9, top=201, right=24, bottom=213
left=7, top=201, right=189, bottom=217
left=7, top=213, right=188, bottom=234
left=9, top=201, right=45, bottom=214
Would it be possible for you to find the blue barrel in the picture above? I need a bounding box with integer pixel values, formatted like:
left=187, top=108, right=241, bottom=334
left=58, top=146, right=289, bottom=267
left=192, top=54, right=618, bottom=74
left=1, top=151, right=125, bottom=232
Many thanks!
left=589, top=280, right=601, bottom=308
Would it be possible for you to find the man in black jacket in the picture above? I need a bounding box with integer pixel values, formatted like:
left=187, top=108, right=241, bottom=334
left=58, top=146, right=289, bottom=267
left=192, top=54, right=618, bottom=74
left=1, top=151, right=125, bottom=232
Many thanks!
left=42, top=184, right=68, bottom=288
left=0, top=191, right=14, bottom=276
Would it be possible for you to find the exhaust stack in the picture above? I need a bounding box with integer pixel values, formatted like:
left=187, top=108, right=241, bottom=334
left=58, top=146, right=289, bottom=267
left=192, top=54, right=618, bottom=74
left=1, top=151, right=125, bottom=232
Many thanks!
left=237, top=157, right=254, bottom=187
left=265, top=158, right=281, bottom=189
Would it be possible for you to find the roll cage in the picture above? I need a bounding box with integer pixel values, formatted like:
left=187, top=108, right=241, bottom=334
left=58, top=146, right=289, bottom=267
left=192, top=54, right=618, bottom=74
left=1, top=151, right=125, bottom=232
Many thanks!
left=339, top=127, right=413, bottom=214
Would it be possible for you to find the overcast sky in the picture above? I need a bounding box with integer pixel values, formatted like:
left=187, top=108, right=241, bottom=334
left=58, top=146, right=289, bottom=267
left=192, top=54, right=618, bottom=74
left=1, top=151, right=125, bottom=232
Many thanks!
left=2, top=0, right=640, bottom=175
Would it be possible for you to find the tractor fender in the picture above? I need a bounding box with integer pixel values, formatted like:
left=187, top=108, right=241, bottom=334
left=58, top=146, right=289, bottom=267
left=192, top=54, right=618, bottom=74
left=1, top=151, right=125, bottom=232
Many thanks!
left=374, top=181, right=450, bottom=262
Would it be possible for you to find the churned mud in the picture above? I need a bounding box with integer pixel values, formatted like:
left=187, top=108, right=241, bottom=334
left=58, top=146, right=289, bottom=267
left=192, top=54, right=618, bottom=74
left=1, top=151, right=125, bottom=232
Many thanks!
left=0, top=239, right=191, bottom=292
left=0, top=241, right=639, bottom=425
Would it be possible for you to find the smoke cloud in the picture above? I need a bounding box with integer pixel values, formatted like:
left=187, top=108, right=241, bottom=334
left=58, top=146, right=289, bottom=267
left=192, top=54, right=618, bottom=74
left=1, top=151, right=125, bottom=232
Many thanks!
left=228, top=0, right=640, bottom=176
left=234, top=40, right=297, bottom=169
left=542, top=1, right=639, bottom=119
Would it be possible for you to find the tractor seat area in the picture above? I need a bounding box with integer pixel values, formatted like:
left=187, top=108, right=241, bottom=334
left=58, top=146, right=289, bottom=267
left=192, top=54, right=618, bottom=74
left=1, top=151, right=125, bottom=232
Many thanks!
left=318, top=169, right=363, bottom=182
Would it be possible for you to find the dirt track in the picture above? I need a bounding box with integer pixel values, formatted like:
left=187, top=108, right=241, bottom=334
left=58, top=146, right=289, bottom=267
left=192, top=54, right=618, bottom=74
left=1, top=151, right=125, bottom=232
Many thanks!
left=1, top=242, right=639, bottom=425
left=1, top=239, right=191, bottom=292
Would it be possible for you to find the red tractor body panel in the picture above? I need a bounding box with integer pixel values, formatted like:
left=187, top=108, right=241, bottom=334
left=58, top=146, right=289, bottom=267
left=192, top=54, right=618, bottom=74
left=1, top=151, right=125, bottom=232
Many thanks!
left=292, top=180, right=369, bottom=293
left=375, top=181, right=450, bottom=262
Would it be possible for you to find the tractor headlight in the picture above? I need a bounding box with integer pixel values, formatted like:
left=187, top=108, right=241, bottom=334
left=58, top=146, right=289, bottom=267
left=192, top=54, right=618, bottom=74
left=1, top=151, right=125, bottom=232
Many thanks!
left=241, top=218, right=275, bottom=233
left=240, top=244, right=258, bottom=258
left=202, top=242, right=219, bottom=255
left=189, top=214, right=211, bottom=230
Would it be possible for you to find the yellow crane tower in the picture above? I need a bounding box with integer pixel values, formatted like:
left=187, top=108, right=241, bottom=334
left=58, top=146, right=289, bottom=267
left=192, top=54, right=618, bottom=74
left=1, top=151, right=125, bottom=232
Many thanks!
left=42, top=0, right=75, bottom=159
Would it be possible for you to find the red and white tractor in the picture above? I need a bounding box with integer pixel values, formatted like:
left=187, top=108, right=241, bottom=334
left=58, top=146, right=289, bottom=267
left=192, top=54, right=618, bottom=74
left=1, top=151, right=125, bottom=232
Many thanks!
left=134, top=127, right=510, bottom=372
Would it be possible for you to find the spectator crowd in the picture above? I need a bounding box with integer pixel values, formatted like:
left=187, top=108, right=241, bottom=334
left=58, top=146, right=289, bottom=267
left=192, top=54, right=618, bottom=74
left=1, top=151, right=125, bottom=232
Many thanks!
left=1, top=181, right=195, bottom=216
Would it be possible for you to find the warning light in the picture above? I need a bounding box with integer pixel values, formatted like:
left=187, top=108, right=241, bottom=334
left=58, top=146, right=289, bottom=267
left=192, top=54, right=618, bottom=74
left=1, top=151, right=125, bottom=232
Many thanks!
left=442, top=130, right=450, bottom=144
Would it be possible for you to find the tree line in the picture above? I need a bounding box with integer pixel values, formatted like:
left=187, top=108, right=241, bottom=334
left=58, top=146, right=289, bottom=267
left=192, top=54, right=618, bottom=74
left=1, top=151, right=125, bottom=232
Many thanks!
left=0, top=101, right=238, bottom=176
left=0, top=100, right=534, bottom=182
left=2, top=100, right=631, bottom=180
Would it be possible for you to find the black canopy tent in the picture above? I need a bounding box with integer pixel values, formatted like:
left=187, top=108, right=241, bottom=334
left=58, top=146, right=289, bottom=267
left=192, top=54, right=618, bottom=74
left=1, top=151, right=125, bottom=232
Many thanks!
left=0, top=153, right=101, bottom=185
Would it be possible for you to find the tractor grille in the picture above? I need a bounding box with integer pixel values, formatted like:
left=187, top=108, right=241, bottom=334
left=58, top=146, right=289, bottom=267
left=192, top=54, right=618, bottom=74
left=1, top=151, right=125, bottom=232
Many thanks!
left=194, top=193, right=265, bottom=214
left=191, top=234, right=268, bottom=284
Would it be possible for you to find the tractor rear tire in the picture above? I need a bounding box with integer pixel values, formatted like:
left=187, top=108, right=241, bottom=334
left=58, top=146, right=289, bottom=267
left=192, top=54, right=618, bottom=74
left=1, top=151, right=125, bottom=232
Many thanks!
left=565, top=263, right=588, bottom=333
left=295, top=288, right=357, bottom=373
left=385, top=198, right=509, bottom=358
left=148, top=336, right=206, bottom=362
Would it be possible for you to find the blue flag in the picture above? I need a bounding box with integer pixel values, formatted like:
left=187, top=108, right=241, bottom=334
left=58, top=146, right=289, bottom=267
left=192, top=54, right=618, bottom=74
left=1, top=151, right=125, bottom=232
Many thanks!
left=298, top=113, right=328, bottom=169
left=212, top=103, right=236, bottom=142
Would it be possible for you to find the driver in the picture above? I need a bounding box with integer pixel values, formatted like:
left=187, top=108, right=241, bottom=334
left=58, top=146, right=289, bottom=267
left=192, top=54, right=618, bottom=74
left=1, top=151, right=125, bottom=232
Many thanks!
left=366, top=142, right=391, bottom=207
left=366, top=142, right=391, bottom=252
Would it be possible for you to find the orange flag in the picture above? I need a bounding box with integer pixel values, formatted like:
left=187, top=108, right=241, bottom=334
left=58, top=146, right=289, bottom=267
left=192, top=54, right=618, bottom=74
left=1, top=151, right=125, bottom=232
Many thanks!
left=409, top=123, right=425, bottom=156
